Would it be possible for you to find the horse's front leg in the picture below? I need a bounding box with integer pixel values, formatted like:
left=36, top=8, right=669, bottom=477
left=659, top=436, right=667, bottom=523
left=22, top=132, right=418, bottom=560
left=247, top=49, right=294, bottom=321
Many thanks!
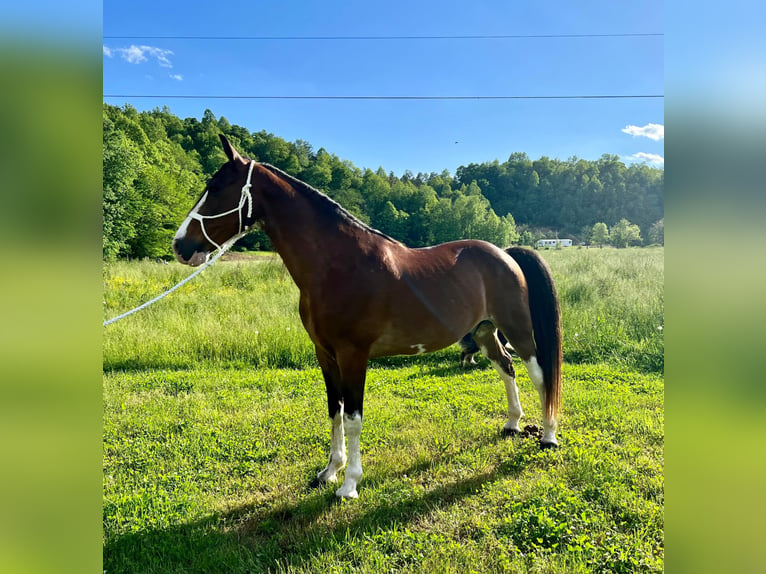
left=317, top=406, right=346, bottom=483
left=333, top=348, right=369, bottom=499
left=316, top=348, right=346, bottom=483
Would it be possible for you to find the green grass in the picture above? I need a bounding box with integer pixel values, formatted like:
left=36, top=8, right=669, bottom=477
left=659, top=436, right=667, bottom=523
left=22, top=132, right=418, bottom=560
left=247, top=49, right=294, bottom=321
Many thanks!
left=545, top=247, right=664, bottom=373
left=103, top=247, right=663, bottom=573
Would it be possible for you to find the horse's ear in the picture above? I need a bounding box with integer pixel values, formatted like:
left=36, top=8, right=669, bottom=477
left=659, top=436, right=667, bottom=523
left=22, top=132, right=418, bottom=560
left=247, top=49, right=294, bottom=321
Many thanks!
left=219, top=134, right=242, bottom=162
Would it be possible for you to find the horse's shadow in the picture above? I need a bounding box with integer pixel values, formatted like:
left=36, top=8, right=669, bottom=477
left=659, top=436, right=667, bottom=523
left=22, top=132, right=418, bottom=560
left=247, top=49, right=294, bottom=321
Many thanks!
left=103, top=432, right=538, bottom=574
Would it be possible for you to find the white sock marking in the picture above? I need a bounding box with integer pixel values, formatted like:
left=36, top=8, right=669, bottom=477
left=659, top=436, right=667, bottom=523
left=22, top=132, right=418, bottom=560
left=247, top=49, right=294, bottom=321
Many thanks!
left=336, top=413, right=363, bottom=499
left=317, top=411, right=346, bottom=483
left=489, top=359, right=523, bottom=432
left=523, top=355, right=558, bottom=445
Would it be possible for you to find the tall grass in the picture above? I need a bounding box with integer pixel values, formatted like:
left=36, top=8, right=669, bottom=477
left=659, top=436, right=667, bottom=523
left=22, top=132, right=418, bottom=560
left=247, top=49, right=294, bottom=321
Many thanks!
left=104, top=248, right=663, bottom=373
left=104, top=257, right=315, bottom=371
left=544, top=247, right=664, bottom=373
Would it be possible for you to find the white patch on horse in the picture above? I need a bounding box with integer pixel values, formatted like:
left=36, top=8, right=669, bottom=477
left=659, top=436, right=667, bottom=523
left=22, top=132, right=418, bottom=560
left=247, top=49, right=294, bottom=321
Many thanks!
left=410, top=343, right=427, bottom=355
left=174, top=191, right=208, bottom=240
left=336, top=413, right=363, bottom=499
left=522, top=355, right=558, bottom=445
left=317, top=410, right=346, bottom=483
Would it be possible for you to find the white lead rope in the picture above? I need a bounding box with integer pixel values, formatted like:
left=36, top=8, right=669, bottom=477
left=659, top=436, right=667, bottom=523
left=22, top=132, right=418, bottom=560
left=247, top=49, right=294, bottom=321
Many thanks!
left=102, top=231, right=247, bottom=327
left=103, top=161, right=256, bottom=327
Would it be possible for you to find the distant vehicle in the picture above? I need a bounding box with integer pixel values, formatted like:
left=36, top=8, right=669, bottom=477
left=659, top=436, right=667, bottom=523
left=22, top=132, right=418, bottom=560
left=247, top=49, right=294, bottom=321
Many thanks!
left=537, top=239, right=573, bottom=248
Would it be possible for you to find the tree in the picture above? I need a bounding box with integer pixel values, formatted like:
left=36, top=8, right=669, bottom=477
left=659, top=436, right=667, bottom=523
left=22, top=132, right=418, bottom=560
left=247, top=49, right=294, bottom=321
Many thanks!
left=377, top=201, right=409, bottom=239
left=103, top=114, right=143, bottom=259
left=517, top=227, right=535, bottom=247
left=610, top=218, right=642, bottom=248
left=429, top=198, right=461, bottom=244
left=580, top=225, right=593, bottom=246
left=649, top=218, right=664, bottom=245
left=103, top=104, right=206, bottom=259
left=591, top=222, right=609, bottom=248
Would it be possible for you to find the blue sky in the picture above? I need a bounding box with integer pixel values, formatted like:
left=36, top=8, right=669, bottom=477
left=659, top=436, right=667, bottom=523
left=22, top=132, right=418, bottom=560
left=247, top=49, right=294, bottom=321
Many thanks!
left=102, top=1, right=663, bottom=176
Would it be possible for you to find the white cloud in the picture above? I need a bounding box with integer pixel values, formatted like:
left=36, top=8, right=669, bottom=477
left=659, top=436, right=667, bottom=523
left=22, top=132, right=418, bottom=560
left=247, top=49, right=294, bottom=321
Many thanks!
left=627, top=152, right=664, bottom=166
left=103, top=45, right=174, bottom=68
left=169, top=74, right=183, bottom=81
left=622, top=123, right=664, bottom=141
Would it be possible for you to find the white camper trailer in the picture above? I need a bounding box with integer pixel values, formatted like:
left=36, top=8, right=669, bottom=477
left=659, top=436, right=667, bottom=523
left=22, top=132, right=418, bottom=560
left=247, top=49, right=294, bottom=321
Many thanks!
left=536, top=239, right=573, bottom=248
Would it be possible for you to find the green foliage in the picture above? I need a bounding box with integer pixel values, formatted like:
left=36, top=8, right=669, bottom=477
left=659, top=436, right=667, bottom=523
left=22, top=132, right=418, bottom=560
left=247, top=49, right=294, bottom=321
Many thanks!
left=103, top=113, right=143, bottom=259
left=591, top=222, right=609, bottom=247
left=610, top=219, right=643, bottom=248
left=103, top=105, right=662, bottom=259
left=648, top=219, right=664, bottom=246
left=456, top=154, right=663, bottom=243
left=102, top=105, right=204, bottom=260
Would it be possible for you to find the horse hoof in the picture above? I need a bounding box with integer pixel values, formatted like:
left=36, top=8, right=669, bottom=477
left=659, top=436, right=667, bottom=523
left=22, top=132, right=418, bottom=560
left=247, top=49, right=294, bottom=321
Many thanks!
left=502, top=427, right=520, bottom=437
left=335, top=486, right=359, bottom=499
left=539, top=441, right=559, bottom=450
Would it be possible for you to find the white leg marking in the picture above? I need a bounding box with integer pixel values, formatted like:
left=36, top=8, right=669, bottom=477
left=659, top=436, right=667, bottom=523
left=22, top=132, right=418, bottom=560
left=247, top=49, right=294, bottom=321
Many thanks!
left=489, top=359, right=524, bottom=432
left=317, top=411, right=346, bottom=483
left=523, top=355, right=558, bottom=444
left=479, top=341, right=524, bottom=433
left=174, top=192, right=208, bottom=240
left=336, top=413, right=363, bottom=499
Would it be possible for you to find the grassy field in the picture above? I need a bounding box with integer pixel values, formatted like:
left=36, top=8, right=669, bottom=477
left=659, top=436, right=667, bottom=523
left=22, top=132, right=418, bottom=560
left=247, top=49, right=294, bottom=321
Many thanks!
left=103, top=247, right=663, bottom=573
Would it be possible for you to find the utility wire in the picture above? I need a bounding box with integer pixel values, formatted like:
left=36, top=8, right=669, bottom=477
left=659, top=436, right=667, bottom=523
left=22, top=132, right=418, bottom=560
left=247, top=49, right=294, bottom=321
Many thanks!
left=103, top=94, right=663, bottom=100
left=104, top=32, right=663, bottom=41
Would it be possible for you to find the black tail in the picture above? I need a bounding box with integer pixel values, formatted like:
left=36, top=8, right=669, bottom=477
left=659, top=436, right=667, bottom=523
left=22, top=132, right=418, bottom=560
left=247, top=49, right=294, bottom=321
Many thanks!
left=506, top=247, right=562, bottom=420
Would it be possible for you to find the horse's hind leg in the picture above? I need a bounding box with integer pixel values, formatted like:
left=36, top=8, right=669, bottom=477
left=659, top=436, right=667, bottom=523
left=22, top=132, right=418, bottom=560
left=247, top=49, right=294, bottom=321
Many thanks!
left=473, top=322, right=524, bottom=434
left=458, top=332, right=480, bottom=368
left=521, top=355, right=558, bottom=446
left=491, top=311, right=558, bottom=446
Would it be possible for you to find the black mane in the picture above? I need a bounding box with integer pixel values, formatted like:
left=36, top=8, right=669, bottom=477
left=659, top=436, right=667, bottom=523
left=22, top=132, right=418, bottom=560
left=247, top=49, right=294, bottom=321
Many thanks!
left=260, top=163, right=401, bottom=245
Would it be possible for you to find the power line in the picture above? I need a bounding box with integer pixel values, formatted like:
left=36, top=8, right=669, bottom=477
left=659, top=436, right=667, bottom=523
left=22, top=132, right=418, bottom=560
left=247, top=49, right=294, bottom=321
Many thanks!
left=103, top=94, right=663, bottom=101
left=103, top=32, right=663, bottom=41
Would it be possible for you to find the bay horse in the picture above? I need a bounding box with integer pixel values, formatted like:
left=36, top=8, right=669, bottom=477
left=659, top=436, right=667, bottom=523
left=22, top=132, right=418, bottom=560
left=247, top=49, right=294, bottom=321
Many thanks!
left=173, top=135, right=562, bottom=499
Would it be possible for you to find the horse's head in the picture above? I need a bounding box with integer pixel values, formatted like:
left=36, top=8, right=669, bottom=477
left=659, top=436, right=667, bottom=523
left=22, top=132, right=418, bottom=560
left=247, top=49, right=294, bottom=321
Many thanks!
left=173, top=135, right=258, bottom=266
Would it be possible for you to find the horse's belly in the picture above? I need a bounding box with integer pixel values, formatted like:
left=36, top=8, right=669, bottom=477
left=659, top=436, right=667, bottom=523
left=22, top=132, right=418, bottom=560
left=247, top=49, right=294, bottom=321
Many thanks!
left=368, top=337, right=451, bottom=358
left=368, top=317, right=478, bottom=358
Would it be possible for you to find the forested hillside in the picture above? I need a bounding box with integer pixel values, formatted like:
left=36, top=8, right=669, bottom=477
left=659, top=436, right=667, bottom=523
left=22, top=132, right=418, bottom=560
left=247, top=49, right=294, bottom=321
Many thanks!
left=103, top=104, right=663, bottom=260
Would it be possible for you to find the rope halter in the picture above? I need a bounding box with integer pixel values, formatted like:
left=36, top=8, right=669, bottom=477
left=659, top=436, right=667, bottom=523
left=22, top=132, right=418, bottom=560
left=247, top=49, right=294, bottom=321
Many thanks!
left=189, top=160, right=256, bottom=252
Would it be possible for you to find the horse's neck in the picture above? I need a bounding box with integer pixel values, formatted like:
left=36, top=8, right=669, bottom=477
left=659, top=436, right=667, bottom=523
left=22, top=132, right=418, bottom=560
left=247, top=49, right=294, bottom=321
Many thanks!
left=259, top=184, right=363, bottom=288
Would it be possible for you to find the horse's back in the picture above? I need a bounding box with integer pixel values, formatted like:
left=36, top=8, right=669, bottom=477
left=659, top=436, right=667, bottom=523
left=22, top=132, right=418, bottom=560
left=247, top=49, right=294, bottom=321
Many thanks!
left=394, top=239, right=513, bottom=274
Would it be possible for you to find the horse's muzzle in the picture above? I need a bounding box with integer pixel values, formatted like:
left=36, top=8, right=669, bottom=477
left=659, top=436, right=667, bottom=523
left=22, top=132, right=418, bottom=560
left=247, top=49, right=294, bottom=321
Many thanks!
left=172, top=237, right=209, bottom=267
